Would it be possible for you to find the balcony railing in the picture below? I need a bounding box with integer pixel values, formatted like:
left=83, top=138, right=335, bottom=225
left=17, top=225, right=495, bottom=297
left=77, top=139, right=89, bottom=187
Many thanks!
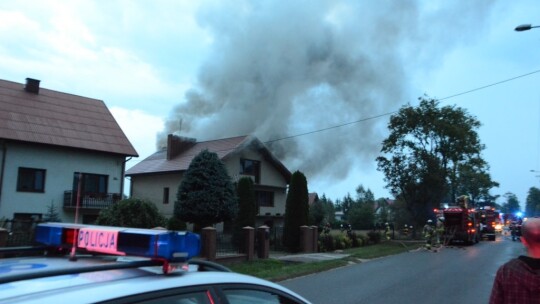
left=63, top=191, right=121, bottom=209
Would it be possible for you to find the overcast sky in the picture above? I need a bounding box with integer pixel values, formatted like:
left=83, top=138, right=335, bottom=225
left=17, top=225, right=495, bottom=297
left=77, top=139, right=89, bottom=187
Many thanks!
left=1, top=1, right=540, bottom=210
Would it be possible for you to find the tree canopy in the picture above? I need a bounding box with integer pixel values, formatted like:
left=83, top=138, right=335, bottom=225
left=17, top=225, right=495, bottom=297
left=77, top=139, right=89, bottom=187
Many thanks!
left=376, top=97, right=497, bottom=225
left=174, top=149, right=238, bottom=230
left=309, top=194, right=336, bottom=227
left=526, top=187, right=540, bottom=217
left=500, top=192, right=521, bottom=223
left=96, top=198, right=165, bottom=228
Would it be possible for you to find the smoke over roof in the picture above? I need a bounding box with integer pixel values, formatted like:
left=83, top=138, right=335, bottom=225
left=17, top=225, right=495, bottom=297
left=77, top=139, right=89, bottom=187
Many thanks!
left=159, top=1, right=494, bottom=188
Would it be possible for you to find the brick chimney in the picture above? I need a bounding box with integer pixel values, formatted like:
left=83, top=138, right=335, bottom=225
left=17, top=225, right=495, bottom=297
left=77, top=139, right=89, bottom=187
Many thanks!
left=167, top=134, right=196, bottom=160
left=24, top=78, right=40, bottom=94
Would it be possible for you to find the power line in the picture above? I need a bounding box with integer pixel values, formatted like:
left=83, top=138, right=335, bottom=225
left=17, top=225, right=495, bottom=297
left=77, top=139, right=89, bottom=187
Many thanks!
left=157, top=68, right=540, bottom=158
left=438, top=69, right=540, bottom=101
left=263, top=68, right=540, bottom=144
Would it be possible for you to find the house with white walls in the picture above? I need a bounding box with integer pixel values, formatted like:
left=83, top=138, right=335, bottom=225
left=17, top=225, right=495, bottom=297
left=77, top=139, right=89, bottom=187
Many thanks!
left=126, top=134, right=292, bottom=229
left=0, top=78, right=138, bottom=224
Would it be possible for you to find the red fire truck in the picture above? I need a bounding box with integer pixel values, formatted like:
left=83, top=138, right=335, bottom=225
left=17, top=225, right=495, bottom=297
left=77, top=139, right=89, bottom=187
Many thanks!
left=437, top=205, right=480, bottom=245
left=477, top=207, right=500, bottom=241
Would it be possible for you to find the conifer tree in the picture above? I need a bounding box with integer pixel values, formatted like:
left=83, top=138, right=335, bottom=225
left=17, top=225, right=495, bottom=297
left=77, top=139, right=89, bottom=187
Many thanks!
left=282, top=171, right=309, bottom=252
left=174, top=149, right=238, bottom=230
left=232, top=177, right=257, bottom=250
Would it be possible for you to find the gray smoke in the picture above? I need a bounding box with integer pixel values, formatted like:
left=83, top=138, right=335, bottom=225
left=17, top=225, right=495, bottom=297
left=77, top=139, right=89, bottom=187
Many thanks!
left=159, top=0, right=494, bottom=183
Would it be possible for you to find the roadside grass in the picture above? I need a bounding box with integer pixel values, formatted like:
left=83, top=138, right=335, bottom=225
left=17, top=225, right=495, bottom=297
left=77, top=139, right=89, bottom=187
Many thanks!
left=228, top=259, right=349, bottom=282
left=345, top=240, right=424, bottom=260
left=228, top=240, right=424, bottom=282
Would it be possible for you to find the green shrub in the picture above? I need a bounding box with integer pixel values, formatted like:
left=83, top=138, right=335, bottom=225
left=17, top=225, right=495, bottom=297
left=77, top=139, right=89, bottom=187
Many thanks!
left=334, top=234, right=352, bottom=250
left=367, top=230, right=382, bottom=244
left=319, top=234, right=335, bottom=252
left=347, top=231, right=361, bottom=247
left=357, top=234, right=368, bottom=246
left=167, top=216, right=187, bottom=231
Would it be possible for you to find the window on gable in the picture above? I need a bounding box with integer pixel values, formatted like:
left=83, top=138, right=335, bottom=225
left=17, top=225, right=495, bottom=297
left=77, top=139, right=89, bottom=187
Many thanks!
left=256, top=190, right=274, bottom=207
left=17, top=167, right=46, bottom=193
left=163, top=187, right=169, bottom=204
left=240, top=159, right=260, bottom=183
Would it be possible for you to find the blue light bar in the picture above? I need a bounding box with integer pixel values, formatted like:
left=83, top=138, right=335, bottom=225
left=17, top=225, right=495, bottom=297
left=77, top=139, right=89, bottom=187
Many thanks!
left=35, top=223, right=200, bottom=262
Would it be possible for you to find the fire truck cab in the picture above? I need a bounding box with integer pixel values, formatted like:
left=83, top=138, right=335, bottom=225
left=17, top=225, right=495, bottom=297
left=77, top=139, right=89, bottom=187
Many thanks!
left=477, top=206, right=500, bottom=241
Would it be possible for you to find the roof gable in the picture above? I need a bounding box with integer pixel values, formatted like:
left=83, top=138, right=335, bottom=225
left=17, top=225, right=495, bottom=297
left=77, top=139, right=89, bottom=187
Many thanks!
left=126, top=135, right=291, bottom=182
left=0, top=79, right=137, bottom=156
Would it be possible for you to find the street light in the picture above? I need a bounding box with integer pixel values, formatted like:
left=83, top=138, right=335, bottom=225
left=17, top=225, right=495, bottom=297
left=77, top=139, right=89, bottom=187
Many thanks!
left=515, top=24, right=540, bottom=32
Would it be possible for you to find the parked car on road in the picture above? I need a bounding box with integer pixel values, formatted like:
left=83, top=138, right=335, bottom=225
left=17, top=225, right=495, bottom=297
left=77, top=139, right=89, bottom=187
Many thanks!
left=0, top=223, right=310, bottom=304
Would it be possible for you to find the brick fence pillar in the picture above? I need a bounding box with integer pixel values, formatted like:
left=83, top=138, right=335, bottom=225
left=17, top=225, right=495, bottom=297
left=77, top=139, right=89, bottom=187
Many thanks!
left=257, top=225, right=269, bottom=259
left=201, top=227, right=216, bottom=261
left=0, top=228, right=7, bottom=258
left=243, top=226, right=255, bottom=261
left=0, top=228, right=7, bottom=247
left=311, top=225, right=318, bottom=252
left=300, top=225, right=312, bottom=253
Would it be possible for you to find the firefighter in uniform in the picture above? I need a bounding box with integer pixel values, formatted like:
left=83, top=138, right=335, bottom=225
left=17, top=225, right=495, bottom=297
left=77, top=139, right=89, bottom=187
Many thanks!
left=436, top=217, right=445, bottom=245
left=423, top=219, right=435, bottom=249
left=402, top=224, right=409, bottom=238
left=385, top=223, right=391, bottom=240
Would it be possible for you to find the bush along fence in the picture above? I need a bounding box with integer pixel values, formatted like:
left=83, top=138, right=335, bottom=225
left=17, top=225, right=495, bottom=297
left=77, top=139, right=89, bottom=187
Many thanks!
left=318, top=229, right=383, bottom=252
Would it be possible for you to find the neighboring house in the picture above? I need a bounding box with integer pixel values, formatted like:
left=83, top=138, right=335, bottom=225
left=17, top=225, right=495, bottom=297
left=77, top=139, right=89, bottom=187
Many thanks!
left=308, top=192, right=319, bottom=207
left=0, top=78, right=138, bottom=223
left=125, top=134, right=292, bottom=229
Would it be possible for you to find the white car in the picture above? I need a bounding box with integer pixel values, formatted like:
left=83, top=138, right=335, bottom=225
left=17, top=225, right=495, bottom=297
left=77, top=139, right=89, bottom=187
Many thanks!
left=0, top=223, right=310, bottom=304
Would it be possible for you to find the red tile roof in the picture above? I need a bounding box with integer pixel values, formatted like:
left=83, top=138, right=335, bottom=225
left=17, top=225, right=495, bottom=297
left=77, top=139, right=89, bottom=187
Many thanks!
left=308, top=193, right=319, bottom=206
left=126, top=135, right=291, bottom=182
left=0, top=79, right=138, bottom=156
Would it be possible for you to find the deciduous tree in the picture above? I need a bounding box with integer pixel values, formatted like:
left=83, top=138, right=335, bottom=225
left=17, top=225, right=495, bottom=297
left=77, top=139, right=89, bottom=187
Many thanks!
left=526, top=187, right=540, bottom=217
left=96, top=198, right=166, bottom=228
left=376, top=96, right=496, bottom=226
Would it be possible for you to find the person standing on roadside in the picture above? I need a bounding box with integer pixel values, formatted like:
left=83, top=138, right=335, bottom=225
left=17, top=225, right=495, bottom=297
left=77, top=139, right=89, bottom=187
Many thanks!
left=385, top=223, right=391, bottom=240
left=423, top=219, right=434, bottom=250
left=489, top=217, right=540, bottom=304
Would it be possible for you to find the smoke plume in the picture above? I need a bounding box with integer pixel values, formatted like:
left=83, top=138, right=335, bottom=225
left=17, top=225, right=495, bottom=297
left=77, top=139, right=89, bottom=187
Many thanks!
left=159, top=0, right=494, bottom=187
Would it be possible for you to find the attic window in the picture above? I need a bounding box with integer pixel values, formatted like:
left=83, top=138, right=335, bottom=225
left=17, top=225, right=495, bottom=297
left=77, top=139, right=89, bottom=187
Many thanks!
left=240, top=159, right=260, bottom=183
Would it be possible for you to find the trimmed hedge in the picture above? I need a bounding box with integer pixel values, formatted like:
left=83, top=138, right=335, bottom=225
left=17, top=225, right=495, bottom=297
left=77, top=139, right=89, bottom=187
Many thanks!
left=318, top=231, right=378, bottom=252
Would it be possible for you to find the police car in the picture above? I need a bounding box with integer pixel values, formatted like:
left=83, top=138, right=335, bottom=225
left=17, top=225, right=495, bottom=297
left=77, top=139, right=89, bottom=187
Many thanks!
left=0, top=223, right=311, bottom=304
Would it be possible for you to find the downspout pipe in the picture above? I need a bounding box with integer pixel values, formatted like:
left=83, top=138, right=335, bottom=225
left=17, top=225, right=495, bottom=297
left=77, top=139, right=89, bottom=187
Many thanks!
left=121, top=156, right=133, bottom=199
left=0, top=140, right=6, bottom=205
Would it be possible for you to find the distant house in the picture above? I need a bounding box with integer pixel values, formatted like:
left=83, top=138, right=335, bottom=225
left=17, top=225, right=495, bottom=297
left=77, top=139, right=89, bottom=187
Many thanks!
left=0, top=78, right=138, bottom=223
left=125, top=134, right=292, bottom=229
left=308, top=192, right=319, bottom=206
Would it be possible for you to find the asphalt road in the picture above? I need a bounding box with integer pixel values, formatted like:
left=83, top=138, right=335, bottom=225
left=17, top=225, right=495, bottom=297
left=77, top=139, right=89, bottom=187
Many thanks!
left=279, top=234, right=524, bottom=304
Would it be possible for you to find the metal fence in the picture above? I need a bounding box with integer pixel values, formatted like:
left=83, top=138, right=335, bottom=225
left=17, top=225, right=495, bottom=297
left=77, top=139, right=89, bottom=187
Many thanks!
left=215, top=232, right=240, bottom=256
left=269, top=226, right=285, bottom=251
left=0, top=219, right=42, bottom=247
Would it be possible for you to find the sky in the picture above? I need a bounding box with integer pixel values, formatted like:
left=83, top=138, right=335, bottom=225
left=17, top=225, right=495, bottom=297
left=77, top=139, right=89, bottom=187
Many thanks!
left=1, top=1, right=540, bottom=209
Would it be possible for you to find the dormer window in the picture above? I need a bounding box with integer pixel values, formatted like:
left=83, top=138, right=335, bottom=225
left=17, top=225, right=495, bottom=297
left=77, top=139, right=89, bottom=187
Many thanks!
left=240, top=159, right=260, bottom=183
